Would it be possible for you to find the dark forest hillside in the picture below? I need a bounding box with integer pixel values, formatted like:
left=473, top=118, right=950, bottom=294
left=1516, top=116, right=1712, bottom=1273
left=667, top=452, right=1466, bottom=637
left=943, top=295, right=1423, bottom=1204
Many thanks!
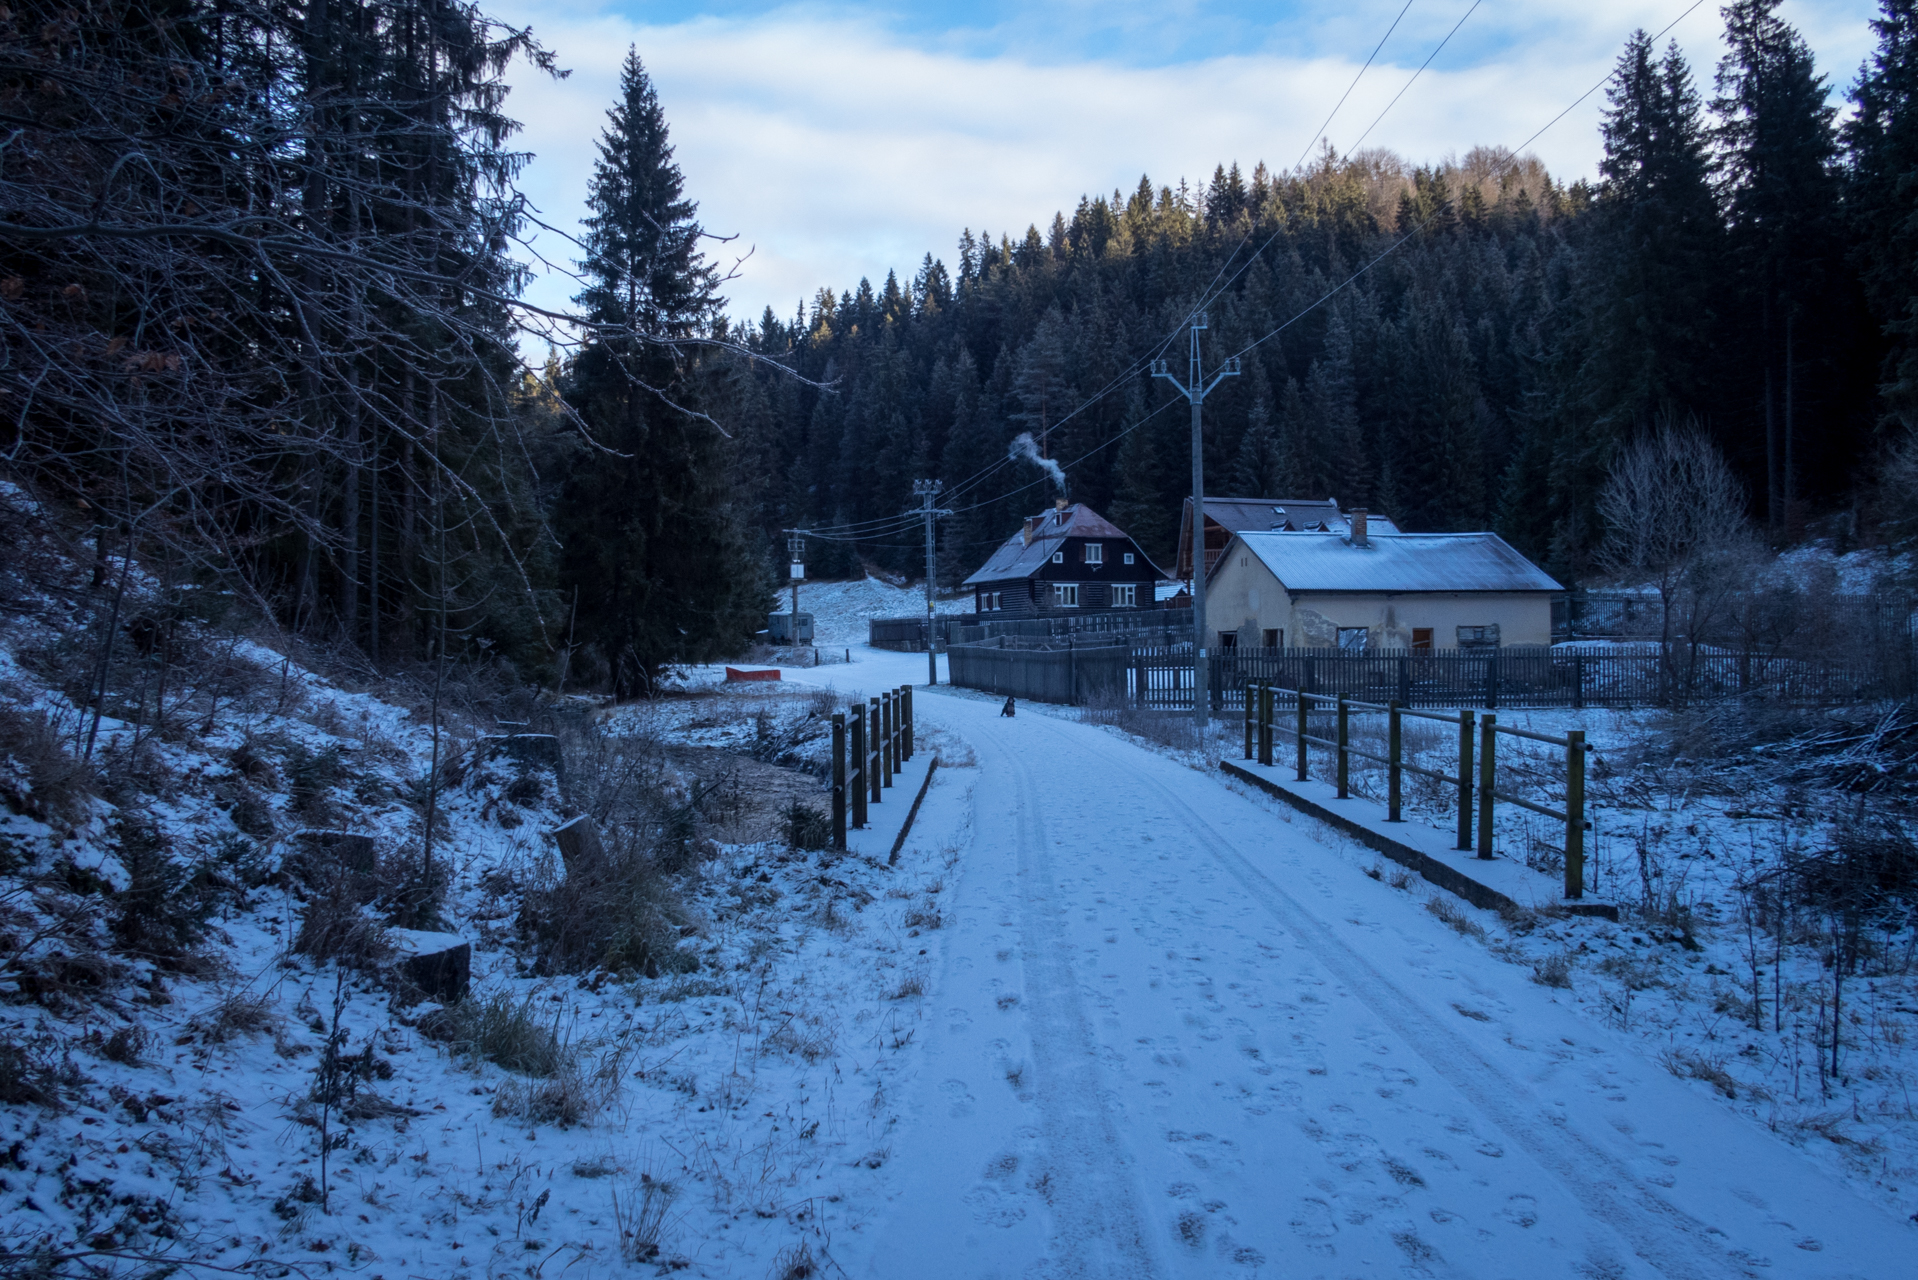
left=717, top=2, right=1916, bottom=590
left=5, top=0, right=1918, bottom=690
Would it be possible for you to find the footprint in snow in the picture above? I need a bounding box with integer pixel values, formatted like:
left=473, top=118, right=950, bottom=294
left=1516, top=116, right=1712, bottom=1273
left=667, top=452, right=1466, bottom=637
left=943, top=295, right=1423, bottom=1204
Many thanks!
left=1499, top=1194, right=1539, bottom=1228
left=940, top=1078, right=976, bottom=1118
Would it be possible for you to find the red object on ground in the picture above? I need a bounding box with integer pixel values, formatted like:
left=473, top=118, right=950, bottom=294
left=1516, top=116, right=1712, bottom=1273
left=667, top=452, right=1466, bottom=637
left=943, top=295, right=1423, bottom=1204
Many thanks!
left=725, top=667, right=781, bottom=682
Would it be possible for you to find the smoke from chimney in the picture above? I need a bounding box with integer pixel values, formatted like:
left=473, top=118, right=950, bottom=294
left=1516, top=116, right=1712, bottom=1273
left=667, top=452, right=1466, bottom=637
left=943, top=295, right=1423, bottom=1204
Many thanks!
left=1008, top=432, right=1067, bottom=493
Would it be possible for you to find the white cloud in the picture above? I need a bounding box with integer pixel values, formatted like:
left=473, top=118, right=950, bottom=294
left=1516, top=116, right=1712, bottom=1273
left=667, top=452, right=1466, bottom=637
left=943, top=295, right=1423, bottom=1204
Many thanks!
left=489, top=1, right=1880, bottom=325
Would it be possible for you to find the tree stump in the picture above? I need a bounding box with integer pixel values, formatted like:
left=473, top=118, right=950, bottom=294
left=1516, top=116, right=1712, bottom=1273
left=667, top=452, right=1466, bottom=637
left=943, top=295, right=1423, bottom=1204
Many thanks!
left=550, top=814, right=604, bottom=875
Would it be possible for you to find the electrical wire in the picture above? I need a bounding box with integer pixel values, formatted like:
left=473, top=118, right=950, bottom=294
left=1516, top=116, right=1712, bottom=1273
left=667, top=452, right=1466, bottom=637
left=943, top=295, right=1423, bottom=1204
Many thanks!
left=1345, top=0, right=1482, bottom=155
left=797, top=0, right=1708, bottom=552
left=791, top=0, right=1423, bottom=543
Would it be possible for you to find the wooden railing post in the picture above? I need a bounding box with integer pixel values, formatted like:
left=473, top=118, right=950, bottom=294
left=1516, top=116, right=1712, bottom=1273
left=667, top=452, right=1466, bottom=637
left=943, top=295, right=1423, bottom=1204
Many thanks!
left=1387, top=700, right=1402, bottom=822
left=850, top=705, right=868, bottom=829
left=1295, top=688, right=1309, bottom=782
left=1398, top=655, right=1411, bottom=706
left=1566, top=729, right=1586, bottom=899
left=831, top=712, right=847, bottom=849
left=882, top=691, right=896, bottom=784
left=1457, top=709, right=1474, bottom=851
left=1260, top=683, right=1275, bottom=767
left=1336, top=697, right=1350, bottom=799
left=868, top=697, right=883, bottom=805
left=902, top=685, right=913, bottom=760
left=1243, top=679, right=1255, bottom=760
left=1478, top=713, right=1497, bottom=859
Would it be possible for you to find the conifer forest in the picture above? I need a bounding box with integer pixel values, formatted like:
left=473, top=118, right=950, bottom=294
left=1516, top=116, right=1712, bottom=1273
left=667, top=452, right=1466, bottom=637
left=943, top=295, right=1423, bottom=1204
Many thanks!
left=6, top=0, right=1918, bottom=692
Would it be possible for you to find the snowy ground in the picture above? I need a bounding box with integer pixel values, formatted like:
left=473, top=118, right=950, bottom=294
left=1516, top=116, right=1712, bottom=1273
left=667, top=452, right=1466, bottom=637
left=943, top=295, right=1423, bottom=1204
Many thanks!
left=3, top=596, right=1915, bottom=1277
left=781, top=576, right=967, bottom=649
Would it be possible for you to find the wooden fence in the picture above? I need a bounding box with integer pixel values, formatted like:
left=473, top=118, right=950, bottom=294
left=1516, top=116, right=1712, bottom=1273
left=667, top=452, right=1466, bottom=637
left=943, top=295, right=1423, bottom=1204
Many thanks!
left=948, top=643, right=1890, bottom=711
left=828, top=684, right=913, bottom=849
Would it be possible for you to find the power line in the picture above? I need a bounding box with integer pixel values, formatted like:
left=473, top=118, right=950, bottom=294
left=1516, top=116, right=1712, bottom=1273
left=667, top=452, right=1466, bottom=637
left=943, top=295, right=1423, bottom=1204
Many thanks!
left=794, top=0, right=1710, bottom=559
left=1345, top=0, right=1482, bottom=155
left=786, top=5, right=1428, bottom=544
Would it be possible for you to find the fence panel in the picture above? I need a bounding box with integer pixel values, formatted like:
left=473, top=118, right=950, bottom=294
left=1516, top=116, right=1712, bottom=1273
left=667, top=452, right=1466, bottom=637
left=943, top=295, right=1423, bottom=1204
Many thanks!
left=950, top=642, right=1893, bottom=710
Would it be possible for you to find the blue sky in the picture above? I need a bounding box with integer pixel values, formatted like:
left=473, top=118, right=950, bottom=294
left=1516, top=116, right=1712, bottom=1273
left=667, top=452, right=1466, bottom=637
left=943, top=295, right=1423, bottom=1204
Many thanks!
left=488, top=1, right=1884, bottom=324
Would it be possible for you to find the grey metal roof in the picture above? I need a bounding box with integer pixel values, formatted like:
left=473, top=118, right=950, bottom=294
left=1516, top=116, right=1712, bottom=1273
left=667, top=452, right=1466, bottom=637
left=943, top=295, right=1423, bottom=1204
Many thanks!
left=1190, top=497, right=1403, bottom=536
left=963, top=503, right=1163, bottom=586
left=1224, top=530, right=1563, bottom=594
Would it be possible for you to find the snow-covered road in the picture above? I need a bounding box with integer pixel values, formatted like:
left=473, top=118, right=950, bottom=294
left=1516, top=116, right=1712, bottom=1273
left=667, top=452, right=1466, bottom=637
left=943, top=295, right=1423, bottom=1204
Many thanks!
left=789, top=652, right=1911, bottom=1278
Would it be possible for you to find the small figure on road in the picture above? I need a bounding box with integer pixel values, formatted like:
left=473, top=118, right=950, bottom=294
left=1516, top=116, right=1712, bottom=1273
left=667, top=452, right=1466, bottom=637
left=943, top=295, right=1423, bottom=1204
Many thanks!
left=1000, top=696, right=1016, bottom=718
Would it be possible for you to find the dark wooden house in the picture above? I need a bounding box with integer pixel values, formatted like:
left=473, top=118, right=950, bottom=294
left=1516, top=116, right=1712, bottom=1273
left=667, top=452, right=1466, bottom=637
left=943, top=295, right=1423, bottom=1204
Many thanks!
left=964, top=500, right=1166, bottom=616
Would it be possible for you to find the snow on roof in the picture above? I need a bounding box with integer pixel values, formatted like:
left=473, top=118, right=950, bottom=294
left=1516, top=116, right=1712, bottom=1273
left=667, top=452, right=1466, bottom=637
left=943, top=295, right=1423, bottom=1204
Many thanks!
left=1224, top=530, right=1563, bottom=594
left=963, top=503, right=1163, bottom=585
left=1182, top=496, right=1404, bottom=536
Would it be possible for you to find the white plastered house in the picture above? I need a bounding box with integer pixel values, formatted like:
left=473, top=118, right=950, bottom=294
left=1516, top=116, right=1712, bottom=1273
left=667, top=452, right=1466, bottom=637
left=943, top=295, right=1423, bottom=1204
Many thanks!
left=1203, top=514, right=1563, bottom=651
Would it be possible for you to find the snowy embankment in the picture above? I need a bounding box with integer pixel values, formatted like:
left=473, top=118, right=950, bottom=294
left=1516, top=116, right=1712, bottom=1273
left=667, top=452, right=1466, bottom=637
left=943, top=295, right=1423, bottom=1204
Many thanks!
left=0, top=512, right=974, bottom=1275
left=782, top=575, right=967, bottom=649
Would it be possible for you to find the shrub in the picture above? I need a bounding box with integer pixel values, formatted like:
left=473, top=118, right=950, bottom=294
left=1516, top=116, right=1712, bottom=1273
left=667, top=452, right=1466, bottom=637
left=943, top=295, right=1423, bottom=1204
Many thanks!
left=1531, top=951, right=1574, bottom=989
left=0, top=1033, right=83, bottom=1108
left=444, top=990, right=565, bottom=1077
left=612, top=1171, right=678, bottom=1263
left=0, top=704, right=92, bottom=823
left=1425, top=896, right=1484, bottom=939
left=111, top=818, right=218, bottom=964
left=783, top=801, right=831, bottom=851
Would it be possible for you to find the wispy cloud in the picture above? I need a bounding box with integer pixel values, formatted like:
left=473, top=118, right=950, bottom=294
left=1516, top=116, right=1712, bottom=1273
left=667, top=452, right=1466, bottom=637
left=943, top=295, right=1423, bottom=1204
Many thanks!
left=490, top=1, right=1880, bottom=324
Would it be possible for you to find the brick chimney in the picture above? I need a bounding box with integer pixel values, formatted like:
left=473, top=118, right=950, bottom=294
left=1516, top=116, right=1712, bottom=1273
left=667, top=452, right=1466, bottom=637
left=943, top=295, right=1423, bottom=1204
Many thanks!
left=1351, top=509, right=1369, bottom=548
left=1022, top=516, right=1038, bottom=546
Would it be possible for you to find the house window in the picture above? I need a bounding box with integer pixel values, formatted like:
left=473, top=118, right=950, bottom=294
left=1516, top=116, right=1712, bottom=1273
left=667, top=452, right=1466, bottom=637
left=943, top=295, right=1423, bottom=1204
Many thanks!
left=1054, top=583, right=1079, bottom=607
left=1217, top=631, right=1237, bottom=650
left=1456, top=624, right=1500, bottom=650
left=1337, top=627, right=1370, bottom=652
left=1051, top=551, right=1064, bottom=564
left=1111, top=584, right=1137, bottom=607
left=1263, top=628, right=1280, bottom=649
left=1411, top=627, right=1433, bottom=651
left=1124, top=552, right=1135, bottom=565
left=1083, top=543, right=1103, bottom=565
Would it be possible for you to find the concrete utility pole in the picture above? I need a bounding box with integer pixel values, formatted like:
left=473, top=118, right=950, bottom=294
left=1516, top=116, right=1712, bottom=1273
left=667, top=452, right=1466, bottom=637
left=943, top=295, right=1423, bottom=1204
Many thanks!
left=787, top=529, right=806, bottom=641
left=1152, top=313, right=1239, bottom=728
left=913, top=479, right=952, bottom=686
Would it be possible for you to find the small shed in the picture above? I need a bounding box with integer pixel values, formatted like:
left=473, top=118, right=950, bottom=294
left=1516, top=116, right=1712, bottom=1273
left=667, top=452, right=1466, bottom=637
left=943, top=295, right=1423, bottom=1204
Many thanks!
left=964, top=500, right=1166, bottom=616
left=1204, top=516, right=1562, bottom=651
left=1176, top=496, right=1402, bottom=580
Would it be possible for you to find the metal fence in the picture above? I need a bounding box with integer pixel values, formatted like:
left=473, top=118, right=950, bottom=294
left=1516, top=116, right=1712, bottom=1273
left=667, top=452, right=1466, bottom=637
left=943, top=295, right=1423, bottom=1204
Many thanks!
left=948, top=643, right=1891, bottom=711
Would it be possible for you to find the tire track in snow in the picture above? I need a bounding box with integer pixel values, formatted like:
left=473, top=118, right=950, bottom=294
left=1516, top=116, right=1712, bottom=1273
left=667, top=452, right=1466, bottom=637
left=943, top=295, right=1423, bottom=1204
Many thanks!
left=1040, top=715, right=1742, bottom=1280
left=991, top=720, right=1164, bottom=1280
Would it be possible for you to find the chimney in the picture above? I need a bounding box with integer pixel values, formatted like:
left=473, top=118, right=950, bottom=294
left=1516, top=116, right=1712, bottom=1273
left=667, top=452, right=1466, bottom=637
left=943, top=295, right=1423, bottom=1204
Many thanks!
left=1055, top=497, right=1069, bottom=514
left=1022, top=516, right=1038, bottom=547
left=1351, top=509, right=1369, bottom=548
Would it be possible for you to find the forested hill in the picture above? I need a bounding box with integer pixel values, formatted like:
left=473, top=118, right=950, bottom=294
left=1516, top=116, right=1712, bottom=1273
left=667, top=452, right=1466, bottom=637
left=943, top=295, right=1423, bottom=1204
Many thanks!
left=720, top=11, right=1908, bottom=587
left=5, top=0, right=1915, bottom=695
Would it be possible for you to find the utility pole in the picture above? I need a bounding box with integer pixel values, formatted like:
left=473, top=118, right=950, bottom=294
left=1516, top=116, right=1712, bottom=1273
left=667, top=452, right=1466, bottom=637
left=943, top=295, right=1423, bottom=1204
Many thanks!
left=913, top=479, right=951, bottom=686
left=786, top=529, right=806, bottom=643
left=1153, top=313, right=1239, bottom=729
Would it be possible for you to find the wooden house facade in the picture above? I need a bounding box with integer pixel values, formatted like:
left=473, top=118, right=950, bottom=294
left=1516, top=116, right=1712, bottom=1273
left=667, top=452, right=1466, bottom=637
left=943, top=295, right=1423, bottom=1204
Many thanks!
left=963, top=501, right=1166, bottom=617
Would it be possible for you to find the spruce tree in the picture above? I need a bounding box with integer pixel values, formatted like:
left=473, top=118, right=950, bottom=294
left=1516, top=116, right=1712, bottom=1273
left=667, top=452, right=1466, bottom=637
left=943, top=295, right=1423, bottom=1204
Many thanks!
left=1847, top=0, right=1918, bottom=427
left=1585, top=32, right=1723, bottom=432
left=1714, top=0, right=1842, bottom=528
left=556, top=49, right=761, bottom=695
